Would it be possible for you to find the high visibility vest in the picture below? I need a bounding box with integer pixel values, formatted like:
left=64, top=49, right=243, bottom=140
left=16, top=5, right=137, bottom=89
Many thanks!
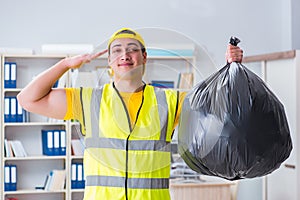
left=80, top=83, right=179, bottom=200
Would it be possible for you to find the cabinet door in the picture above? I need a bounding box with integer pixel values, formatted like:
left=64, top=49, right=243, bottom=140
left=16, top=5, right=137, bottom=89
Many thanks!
left=265, top=59, right=297, bottom=200
left=246, top=59, right=297, bottom=200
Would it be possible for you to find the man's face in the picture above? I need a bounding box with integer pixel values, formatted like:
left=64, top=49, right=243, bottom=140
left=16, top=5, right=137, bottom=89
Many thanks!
left=108, top=38, right=147, bottom=81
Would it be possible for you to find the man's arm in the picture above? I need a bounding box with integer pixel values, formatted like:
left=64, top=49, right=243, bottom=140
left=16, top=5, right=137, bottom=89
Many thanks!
left=17, top=50, right=108, bottom=119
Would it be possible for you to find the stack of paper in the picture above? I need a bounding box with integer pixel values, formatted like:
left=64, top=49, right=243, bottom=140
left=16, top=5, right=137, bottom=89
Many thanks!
left=44, top=170, right=66, bottom=191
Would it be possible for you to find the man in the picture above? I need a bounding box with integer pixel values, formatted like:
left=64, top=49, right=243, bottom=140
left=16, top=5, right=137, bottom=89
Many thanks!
left=17, top=28, right=243, bottom=199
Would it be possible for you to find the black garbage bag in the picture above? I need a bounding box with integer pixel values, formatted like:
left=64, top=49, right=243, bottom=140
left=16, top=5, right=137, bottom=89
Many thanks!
left=178, top=61, right=293, bottom=180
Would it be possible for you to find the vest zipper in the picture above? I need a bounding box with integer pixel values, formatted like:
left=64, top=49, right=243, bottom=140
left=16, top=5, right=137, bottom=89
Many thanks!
left=79, top=87, right=86, bottom=133
left=125, top=135, right=130, bottom=200
left=112, top=83, right=146, bottom=199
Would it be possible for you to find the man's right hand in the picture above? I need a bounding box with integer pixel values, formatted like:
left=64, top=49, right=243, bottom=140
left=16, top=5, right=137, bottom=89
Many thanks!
left=63, top=49, right=108, bottom=69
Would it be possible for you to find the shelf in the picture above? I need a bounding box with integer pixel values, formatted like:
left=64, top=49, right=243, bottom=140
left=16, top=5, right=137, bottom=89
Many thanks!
left=71, top=155, right=84, bottom=159
left=4, top=122, right=67, bottom=127
left=4, top=156, right=67, bottom=161
left=5, top=189, right=66, bottom=195
left=70, top=189, right=84, bottom=193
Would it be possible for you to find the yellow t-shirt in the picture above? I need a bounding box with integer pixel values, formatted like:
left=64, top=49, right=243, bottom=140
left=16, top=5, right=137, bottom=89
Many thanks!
left=64, top=86, right=186, bottom=132
left=119, top=90, right=143, bottom=128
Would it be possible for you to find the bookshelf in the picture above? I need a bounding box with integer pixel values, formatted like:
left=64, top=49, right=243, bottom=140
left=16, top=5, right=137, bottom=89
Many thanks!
left=1, top=55, right=70, bottom=200
left=0, top=50, right=198, bottom=200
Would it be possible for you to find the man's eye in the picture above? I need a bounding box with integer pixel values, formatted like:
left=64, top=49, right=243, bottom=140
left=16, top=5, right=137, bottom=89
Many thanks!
left=127, top=48, right=140, bottom=53
left=112, top=49, right=122, bottom=54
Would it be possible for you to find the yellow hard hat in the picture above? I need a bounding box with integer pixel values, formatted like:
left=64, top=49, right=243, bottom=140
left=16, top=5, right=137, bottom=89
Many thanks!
left=107, top=28, right=146, bottom=49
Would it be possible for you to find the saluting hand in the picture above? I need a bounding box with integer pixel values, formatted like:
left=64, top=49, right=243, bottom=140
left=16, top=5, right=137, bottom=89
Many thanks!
left=63, top=49, right=108, bottom=69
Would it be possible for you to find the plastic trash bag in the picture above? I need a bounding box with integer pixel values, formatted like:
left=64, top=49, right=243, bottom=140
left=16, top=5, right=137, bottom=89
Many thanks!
left=178, top=62, right=293, bottom=180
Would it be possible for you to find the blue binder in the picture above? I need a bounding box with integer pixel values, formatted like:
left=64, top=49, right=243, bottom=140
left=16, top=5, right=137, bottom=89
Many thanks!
left=77, top=163, right=85, bottom=189
left=41, top=130, right=54, bottom=156
left=59, top=130, right=66, bottom=155
left=4, top=97, right=11, bottom=123
left=53, top=130, right=60, bottom=155
left=4, top=62, right=17, bottom=88
left=4, top=165, right=10, bottom=191
left=10, top=97, right=17, bottom=122
left=42, top=129, right=67, bottom=156
left=4, top=97, right=18, bottom=123
left=17, top=99, right=24, bottom=122
left=4, top=63, right=10, bottom=88
left=10, top=165, right=17, bottom=191
left=71, top=163, right=85, bottom=189
left=71, top=163, right=77, bottom=189
left=4, top=165, right=17, bottom=191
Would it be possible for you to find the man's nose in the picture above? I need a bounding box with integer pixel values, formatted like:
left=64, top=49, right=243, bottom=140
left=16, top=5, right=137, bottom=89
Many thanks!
left=120, top=51, right=131, bottom=60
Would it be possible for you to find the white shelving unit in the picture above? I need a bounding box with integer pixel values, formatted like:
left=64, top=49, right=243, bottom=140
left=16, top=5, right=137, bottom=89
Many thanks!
left=1, top=55, right=70, bottom=200
left=1, top=51, right=198, bottom=200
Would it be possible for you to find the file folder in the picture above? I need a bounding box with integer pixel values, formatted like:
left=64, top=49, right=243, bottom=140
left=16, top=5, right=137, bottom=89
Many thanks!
left=53, top=130, right=60, bottom=155
left=71, top=163, right=85, bottom=189
left=4, top=62, right=17, bottom=88
left=10, top=63, right=17, bottom=88
left=4, top=165, right=10, bottom=191
left=4, top=165, right=17, bottom=191
left=71, top=163, right=77, bottom=189
left=10, top=165, right=17, bottom=191
left=42, top=129, right=67, bottom=156
left=4, top=97, right=10, bottom=123
left=77, top=163, right=85, bottom=188
left=4, top=63, right=10, bottom=88
left=10, top=97, right=17, bottom=122
left=60, top=130, right=66, bottom=155
left=17, top=100, right=24, bottom=122
left=42, top=130, right=54, bottom=155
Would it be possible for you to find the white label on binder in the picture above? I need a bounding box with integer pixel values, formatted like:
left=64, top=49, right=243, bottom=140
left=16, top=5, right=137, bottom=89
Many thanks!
left=4, top=166, right=10, bottom=183
left=4, top=98, right=10, bottom=114
left=10, top=63, right=17, bottom=81
left=11, top=166, right=17, bottom=183
left=17, top=101, right=23, bottom=114
left=60, top=130, right=66, bottom=148
left=4, top=63, right=10, bottom=81
left=77, top=164, right=83, bottom=181
left=54, top=131, right=60, bottom=148
left=47, top=131, right=53, bottom=148
left=71, top=164, right=76, bottom=181
left=11, top=98, right=16, bottom=115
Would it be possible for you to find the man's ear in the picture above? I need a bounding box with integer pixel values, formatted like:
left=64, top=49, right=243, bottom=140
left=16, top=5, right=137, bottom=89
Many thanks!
left=143, top=51, right=147, bottom=64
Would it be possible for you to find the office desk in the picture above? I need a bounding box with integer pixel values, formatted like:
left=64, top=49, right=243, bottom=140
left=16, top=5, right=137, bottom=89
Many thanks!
left=170, top=178, right=234, bottom=200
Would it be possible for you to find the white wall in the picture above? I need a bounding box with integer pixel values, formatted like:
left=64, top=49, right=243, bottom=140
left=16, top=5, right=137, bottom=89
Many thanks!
left=0, top=0, right=293, bottom=66
left=292, top=0, right=300, bottom=49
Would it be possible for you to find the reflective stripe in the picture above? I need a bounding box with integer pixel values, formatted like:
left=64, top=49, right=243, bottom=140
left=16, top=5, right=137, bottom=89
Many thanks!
left=85, top=137, right=170, bottom=151
left=86, top=175, right=169, bottom=189
left=154, top=88, right=168, bottom=141
left=90, top=87, right=102, bottom=138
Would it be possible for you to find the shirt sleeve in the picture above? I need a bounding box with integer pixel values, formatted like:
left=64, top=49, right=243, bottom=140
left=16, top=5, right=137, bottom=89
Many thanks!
left=63, top=88, right=82, bottom=121
left=63, top=88, right=73, bottom=120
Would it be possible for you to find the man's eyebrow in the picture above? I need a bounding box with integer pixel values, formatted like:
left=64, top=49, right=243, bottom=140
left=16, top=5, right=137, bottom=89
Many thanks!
left=127, top=43, right=139, bottom=47
left=111, top=44, right=122, bottom=49
left=111, top=43, right=138, bottom=49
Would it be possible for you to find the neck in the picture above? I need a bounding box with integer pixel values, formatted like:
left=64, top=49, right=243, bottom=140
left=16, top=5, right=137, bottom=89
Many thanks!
left=113, top=79, right=145, bottom=93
